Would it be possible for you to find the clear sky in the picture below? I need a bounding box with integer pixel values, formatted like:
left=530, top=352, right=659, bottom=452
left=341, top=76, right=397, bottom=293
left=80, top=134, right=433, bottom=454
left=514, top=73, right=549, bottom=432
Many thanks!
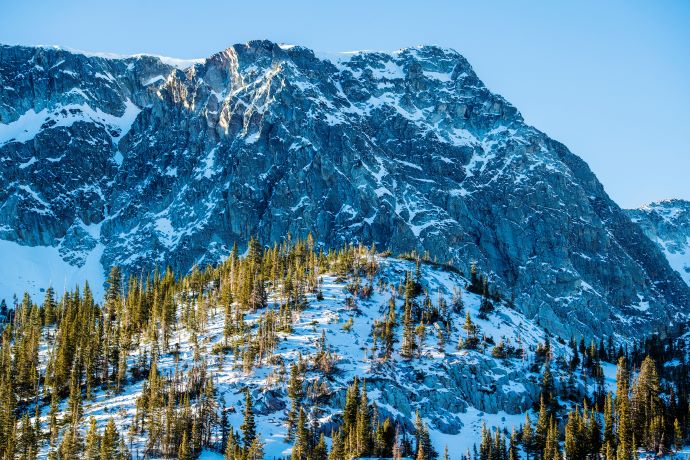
left=1, top=0, right=688, bottom=208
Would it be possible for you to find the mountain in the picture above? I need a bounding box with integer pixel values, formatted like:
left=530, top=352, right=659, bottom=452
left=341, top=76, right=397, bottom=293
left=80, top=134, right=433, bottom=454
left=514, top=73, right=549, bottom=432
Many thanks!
left=0, top=40, right=688, bottom=341
left=627, top=199, right=690, bottom=286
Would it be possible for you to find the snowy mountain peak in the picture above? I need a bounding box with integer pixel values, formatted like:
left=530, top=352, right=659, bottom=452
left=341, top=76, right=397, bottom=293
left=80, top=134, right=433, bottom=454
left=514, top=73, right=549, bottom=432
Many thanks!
left=0, top=41, right=688, bottom=341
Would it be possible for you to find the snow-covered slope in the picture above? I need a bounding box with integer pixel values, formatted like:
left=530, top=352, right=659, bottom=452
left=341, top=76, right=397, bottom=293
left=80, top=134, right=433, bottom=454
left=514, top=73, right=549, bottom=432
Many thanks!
left=627, top=199, right=690, bottom=286
left=34, top=256, right=574, bottom=458
left=0, top=238, right=104, bottom=302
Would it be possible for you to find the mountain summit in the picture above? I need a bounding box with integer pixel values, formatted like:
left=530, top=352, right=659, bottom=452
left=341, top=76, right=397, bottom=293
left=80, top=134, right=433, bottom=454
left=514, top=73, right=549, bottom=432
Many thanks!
left=0, top=40, right=687, bottom=339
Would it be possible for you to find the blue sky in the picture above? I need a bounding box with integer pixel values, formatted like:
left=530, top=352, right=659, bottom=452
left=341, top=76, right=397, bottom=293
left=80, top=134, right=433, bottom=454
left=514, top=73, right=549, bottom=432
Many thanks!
left=1, top=0, right=688, bottom=208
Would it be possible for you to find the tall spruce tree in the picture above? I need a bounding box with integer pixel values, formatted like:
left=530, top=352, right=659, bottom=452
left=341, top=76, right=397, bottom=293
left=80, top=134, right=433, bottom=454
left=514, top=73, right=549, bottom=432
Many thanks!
left=241, top=389, right=256, bottom=450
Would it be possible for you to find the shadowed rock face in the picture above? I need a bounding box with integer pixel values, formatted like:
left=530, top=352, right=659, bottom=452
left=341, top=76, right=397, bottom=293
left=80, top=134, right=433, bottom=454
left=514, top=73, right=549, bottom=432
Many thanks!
left=1, top=40, right=688, bottom=339
left=627, top=199, right=690, bottom=288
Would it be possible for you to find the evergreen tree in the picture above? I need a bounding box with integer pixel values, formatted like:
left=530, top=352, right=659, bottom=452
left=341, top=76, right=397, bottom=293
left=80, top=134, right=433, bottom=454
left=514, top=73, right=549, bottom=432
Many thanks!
left=100, top=418, right=118, bottom=460
left=631, top=356, right=663, bottom=451
left=225, top=430, right=240, bottom=460
left=59, top=425, right=83, bottom=459
left=615, top=356, right=631, bottom=416
left=293, top=407, right=310, bottom=460
left=509, top=428, right=518, bottom=460
left=84, top=417, right=100, bottom=460
left=458, top=311, right=479, bottom=350
left=241, top=389, right=257, bottom=449
left=535, top=395, right=549, bottom=452
left=43, top=286, right=57, bottom=325
left=674, top=418, right=683, bottom=452
left=521, top=413, right=534, bottom=460
left=17, top=412, right=37, bottom=460
left=617, top=392, right=633, bottom=460
left=540, top=360, right=555, bottom=409
left=247, top=436, right=265, bottom=460
left=603, top=392, right=615, bottom=447
left=414, top=411, right=436, bottom=460
left=178, top=431, right=191, bottom=460
left=287, top=362, right=304, bottom=440
left=401, top=275, right=416, bottom=359
left=330, top=429, right=345, bottom=460
left=543, top=417, right=560, bottom=460
left=313, top=433, right=328, bottom=460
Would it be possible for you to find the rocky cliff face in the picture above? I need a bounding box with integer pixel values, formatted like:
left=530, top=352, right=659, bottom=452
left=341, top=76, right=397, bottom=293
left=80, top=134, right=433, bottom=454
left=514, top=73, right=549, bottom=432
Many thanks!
left=1, top=41, right=688, bottom=339
left=627, top=200, right=690, bottom=287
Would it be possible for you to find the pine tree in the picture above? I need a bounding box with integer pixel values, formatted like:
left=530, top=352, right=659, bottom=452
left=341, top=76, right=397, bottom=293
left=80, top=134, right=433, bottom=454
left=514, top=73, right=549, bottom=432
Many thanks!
left=603, top=392, right=615, bottom=447
left=540, top=360, right=555, bottom=409
left=59, top=425, right=83, bottom=459
left=415, top=322, right=427, bottom=358
left=330, top=429, right=345, bottom=460
left=43, top=286, right=57, bottom=325
left=343, top=377, right=360, bottom=440
left=84, top=417, right=100, bottom=459
left=117, top=438, right=131, bottom=460
left=535, top=395, right=549, bottom=452
left=48, top=389, right=59, bottom=447
left=522, top=413, right=534, bottom=460
left=392, top=425, right=402, bottom=460
left=225, top=430, right=239, bottom=460
left=241, top=389, right=256, bottom=449
left=356, top=383, right=373, bottom=456
left=178, top=431, right=191, bottom=460
left=191, top=417, right=200, bottom=456
left=589, top=405, right=602, bottom=455
left=17, top=412, right=37, bottom=460
left=374, top=417, right=394, bottom=457
left=564, top=409, right=578, bottom=460
left=293, top=407, right=310, bottom=460
left=313, top=433, right=328, bottom=460
left=416, top=442, right=426, bottom=460
left=383, top=296, right=397, bottom=360
left=615, top=356, right=631, bottom=416
left=458, top=311, right=479, bottom=350
left=564, top=402, right=606, bottom=459
left=631, top=356, right=663, bottom=451
left=509, top=428, right=518, bottom=460
left=247, top=436, right=265, bottom=460
left=67, top=360, right=83, bottom=426
left=617, top=392, right=633, bottom=460
left=401, top=278, right=415, bottom=359
left=100, top=418, right=118, bottom=460
left=674, top=418, right=683, bottom=452
left=605, top=441, right=615, bottom=460
left=414, top=411, right=436, bottom=460
left=287, top=362, right=304, bottom=440
left=436, top=326, right=446, bottom=354
left=543, top=417, right=560, bottom=460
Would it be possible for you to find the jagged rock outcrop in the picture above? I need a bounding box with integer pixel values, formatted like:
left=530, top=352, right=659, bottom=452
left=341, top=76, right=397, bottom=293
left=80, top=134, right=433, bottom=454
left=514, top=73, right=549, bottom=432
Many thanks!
left=1, top=41, right=688, bottom=339
left=363, top=354, right=540, bottom=434
left=627, top=199, right=690, bottom=287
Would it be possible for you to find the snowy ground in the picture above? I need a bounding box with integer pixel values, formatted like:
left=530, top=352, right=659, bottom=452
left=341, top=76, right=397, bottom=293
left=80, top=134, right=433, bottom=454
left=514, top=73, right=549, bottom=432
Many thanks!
left=32, top=256, right=592, bottom=458
left=0, top=238, right=105, bottom=303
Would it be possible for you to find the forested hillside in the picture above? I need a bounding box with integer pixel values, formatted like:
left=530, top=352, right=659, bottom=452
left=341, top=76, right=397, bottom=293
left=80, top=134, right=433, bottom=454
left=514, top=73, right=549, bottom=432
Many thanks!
left=0, top=237, right=688, bottom=459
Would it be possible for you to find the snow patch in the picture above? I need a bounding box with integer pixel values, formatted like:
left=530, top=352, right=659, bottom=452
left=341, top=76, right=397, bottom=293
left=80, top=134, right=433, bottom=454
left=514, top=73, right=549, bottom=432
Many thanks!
left=0, top=239, right=105, bottom=302
left=0, top=100, right=141, bottom=145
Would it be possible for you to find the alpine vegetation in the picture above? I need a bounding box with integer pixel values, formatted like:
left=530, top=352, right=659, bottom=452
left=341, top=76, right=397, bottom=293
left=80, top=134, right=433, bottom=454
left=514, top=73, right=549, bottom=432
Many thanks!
left=0, top=240, right=689, bottom=459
